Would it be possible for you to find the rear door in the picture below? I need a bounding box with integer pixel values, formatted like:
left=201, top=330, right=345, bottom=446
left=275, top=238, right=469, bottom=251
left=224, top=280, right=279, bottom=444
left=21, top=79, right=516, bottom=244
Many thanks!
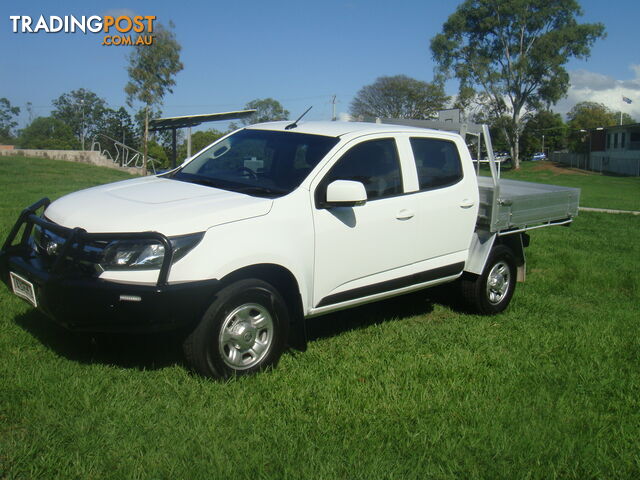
left=400, top=134, right=479, bottom=270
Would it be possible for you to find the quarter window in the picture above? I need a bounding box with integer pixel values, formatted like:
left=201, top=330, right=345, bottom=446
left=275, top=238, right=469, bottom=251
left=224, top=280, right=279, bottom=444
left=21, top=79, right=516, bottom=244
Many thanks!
left=320, top=138, right=403, bottom=201
left=410, top=138, right=463, bottom=190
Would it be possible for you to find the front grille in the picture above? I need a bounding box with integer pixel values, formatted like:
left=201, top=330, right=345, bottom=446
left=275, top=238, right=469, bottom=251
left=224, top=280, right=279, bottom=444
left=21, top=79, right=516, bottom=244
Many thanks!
left=4, top=198, right=174, bottom=286
left=31, top=223, right=106, bottom=276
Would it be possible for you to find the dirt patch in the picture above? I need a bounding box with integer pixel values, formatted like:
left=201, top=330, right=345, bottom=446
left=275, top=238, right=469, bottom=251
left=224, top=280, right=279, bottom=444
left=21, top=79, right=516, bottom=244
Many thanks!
left=530, top=161, right=593, bottom=176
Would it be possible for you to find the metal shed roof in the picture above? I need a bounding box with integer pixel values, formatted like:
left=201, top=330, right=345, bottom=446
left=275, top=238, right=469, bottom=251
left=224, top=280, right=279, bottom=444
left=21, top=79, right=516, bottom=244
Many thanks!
left=148, top=110, right=256, bottom=131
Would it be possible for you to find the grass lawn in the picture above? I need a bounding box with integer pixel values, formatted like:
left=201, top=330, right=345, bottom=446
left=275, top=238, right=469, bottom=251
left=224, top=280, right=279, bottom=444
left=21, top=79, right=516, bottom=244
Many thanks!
left=494, top=160, right=640, bottom=211
left=1, top=155, right=639, bottom=479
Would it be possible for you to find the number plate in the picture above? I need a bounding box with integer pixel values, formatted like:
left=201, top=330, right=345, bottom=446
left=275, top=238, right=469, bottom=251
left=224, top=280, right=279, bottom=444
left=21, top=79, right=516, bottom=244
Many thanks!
left=9, top=272, right=38, bottom=307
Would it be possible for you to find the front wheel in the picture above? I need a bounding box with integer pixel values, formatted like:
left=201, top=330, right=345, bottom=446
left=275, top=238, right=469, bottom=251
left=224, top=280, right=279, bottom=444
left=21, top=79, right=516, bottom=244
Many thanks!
left=460, top=245, right=517, bottom=315
left=183, top=278, right=289, bottom=379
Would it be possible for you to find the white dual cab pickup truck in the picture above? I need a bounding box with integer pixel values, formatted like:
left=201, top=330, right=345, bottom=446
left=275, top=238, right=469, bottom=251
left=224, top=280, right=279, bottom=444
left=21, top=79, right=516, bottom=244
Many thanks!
left=1, top=121, right=580, bottom=379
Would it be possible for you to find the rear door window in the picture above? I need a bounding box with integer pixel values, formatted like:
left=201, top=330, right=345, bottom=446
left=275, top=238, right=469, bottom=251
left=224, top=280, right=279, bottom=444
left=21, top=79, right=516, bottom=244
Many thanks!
left=409, top=138, right=463, bottom=190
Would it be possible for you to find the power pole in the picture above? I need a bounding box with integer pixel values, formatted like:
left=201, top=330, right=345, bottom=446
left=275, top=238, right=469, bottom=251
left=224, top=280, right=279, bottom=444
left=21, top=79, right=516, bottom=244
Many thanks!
left=80, top=97, right=85, bottom=151
left=331, top=94, right=337, bottom=121
left=143, top=107, right=148, bottom=176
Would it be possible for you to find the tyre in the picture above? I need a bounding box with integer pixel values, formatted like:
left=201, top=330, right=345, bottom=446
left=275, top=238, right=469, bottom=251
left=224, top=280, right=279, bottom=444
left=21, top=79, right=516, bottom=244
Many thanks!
left=183, top=278, right=289, bottom=379
left=460, top=245, right=517, bottom=315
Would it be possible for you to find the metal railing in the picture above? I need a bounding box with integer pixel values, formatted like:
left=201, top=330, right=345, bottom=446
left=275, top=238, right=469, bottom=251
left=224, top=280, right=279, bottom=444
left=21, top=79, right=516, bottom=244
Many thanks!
left=91, top=134, right=160, bottom=174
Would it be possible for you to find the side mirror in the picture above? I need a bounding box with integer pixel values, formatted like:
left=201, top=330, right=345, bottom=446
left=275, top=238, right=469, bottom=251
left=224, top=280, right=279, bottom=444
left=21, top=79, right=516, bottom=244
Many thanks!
left=324, top=180, right=367, bottom=207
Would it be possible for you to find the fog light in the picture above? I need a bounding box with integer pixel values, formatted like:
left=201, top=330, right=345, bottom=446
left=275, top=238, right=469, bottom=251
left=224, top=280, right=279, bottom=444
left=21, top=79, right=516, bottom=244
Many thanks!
left=119, top=295, right=142, bottom=302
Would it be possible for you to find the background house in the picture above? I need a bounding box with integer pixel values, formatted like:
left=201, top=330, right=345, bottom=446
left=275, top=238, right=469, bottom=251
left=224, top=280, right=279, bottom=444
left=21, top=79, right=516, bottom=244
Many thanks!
left=552, top=123, right=640, bottom=176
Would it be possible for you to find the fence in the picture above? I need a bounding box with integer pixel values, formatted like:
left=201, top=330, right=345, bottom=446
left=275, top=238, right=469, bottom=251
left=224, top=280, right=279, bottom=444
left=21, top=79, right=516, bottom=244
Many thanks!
left=91, top=134, right=160, bottom=174
left=551, top=152, right=640, bottom=176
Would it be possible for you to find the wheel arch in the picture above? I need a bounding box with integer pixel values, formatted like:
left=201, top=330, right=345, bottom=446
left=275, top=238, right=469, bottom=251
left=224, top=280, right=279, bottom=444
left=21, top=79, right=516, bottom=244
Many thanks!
left=466, top=231, right=528, bottom=282
left=496, top=233, right=528, bottom=282
left=220, top=263, right=307, bottom=351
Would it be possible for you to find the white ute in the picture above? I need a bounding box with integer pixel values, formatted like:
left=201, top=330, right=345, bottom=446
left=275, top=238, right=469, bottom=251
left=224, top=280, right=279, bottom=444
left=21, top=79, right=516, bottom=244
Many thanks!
left=0, top=121, right=580, bottom=379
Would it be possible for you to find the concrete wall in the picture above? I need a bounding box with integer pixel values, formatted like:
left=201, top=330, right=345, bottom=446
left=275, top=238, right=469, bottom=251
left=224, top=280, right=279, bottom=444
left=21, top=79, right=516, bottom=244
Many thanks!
left=0, top=149, right=139, bottom=174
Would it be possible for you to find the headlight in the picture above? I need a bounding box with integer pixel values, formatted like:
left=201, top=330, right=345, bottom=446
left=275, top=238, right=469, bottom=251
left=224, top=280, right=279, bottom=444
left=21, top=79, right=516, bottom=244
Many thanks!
left=100, top=232, right=204, bottom=270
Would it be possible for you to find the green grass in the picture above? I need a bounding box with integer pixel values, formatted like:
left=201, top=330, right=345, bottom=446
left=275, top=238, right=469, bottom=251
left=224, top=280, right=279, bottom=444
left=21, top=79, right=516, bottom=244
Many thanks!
left=494, top=160, right=640, bottom=211
left=0, top=156, right=136, bottom=240
left=1, top=155, right=639, bottom=479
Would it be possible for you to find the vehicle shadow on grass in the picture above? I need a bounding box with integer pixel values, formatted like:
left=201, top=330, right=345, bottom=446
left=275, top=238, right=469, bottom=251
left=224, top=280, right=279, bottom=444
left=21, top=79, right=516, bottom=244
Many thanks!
left=14, top=309, right=186, bottom=371
left=13, top=286, right=467, bottom=370
left=306, top=289, right=444, bottom=342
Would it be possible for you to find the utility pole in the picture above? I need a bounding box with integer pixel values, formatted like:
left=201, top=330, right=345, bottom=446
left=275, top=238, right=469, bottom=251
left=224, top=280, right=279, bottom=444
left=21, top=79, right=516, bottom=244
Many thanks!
left=80, top=97, right=85, bottom=151
left=331, top=95, right=337, bottom=121
left=541, top=134, right=545, bottom=156
left=187, top=126, right=192, bottom=158
left=143, top=107, right=148, bottom=176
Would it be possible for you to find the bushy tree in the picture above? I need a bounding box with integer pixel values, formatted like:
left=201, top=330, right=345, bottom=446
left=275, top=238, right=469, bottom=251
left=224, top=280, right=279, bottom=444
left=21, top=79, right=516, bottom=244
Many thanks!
left=521, top=110, right=566, bottom=157
left=431, top=0, right=605, bottom=168
left=567, top=101, right=634, bottom=130
left=350, top=75, right=449, bottom=120
left=0, top=98, right=20, bottom=144
left=240, top=98, right=289, bottom=126
left=566, top=101, right=634, bottom=152
left=99, top=107, right=138, bottom=145
left=146, top=140, right=169, bottom=168
left=51, top=88, right=107, bottom=148
left=178, top=129, right=225, bottom=162
left=93, top=107, right=139, bottom=161
left=18, top=117, right=79, bottom=150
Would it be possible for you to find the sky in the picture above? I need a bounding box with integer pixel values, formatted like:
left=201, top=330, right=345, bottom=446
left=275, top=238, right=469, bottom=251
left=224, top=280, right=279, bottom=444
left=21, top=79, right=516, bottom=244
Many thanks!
left=1, top=0, right=639, bottom=133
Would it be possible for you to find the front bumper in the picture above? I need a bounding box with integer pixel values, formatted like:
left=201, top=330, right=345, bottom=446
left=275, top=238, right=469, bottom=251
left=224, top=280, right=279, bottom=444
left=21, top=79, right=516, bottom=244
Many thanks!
left=0, top=198, right=219, bottom=333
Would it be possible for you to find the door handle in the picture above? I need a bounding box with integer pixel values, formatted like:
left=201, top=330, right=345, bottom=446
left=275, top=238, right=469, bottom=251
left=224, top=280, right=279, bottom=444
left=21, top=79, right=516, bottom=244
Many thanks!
left=459, top=199, right=475, bottom=209
left=396, top=209, right=415, bottom=220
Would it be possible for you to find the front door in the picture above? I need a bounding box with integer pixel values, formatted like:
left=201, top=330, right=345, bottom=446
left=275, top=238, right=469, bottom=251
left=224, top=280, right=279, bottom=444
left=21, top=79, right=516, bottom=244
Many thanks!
left=311, top=137, right=418, bottom=307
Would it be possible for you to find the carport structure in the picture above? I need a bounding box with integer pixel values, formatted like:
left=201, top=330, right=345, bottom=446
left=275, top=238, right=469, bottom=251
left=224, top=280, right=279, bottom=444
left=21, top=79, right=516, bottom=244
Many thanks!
left=148, top=110, right=256, bottom=168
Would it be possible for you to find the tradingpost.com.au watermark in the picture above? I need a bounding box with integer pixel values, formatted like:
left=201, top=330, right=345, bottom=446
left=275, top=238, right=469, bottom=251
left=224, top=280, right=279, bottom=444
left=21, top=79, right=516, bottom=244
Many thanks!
left=9, top=15, right=156, bottom=46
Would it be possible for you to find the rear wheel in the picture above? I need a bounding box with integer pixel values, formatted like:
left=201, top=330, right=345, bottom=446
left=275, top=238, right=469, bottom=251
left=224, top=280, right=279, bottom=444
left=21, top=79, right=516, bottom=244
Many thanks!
left=461, top=245, right=517, bottom=315
left=183, top=278, right=289, bottom=379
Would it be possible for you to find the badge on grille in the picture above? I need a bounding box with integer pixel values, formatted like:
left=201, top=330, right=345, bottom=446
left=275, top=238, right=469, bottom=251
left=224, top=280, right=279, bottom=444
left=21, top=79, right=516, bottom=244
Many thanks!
left=46, top=241, right=59, bottom=256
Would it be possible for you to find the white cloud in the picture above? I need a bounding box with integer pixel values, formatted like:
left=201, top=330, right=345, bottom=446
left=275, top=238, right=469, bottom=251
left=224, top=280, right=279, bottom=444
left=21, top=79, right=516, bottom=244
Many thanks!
left=555, top=64, right=640, bottom=121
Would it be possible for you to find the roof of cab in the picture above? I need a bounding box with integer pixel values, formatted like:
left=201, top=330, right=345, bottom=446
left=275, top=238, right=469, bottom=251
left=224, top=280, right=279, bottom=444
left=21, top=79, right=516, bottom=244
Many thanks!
left=245, top=120, right=453, bottom=138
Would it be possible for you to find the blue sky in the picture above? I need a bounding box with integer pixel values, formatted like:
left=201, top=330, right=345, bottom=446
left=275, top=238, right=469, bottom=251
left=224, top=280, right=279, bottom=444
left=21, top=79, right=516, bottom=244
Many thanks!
left=1, top=0, right=639, bottom=131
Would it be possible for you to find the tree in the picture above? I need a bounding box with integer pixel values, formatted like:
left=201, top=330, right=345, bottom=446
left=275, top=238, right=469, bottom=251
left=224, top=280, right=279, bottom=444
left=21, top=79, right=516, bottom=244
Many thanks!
left=99, top=107, right=138, bottom=145
left=521, top=110, right=566, bottom=157
left=146, top=140, right=169, bottom=168
left=567, top=101, right=634, bottom=130
left=566, top=101, right=634, bottom=152
left=95, top=107, right=139, bottom=160
left=177, top=129, right=224, bottom=162
left=18, top=117, right=79, bottom=150
left=51, top=88, right=107, bottom=149
left=431, top=0, right=605, bottom=168
left=240, top=98, right=289, bottom=126
left=350, top=75, right=449, bottom=120
left=0, top=98, right=20, bottom=144
left=125, top=21, right=184, bottom=174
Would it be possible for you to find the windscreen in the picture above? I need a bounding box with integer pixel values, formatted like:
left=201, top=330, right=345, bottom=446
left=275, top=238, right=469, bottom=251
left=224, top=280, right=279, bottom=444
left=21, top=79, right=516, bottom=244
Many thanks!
left=173, top=129, right=339, bottom=197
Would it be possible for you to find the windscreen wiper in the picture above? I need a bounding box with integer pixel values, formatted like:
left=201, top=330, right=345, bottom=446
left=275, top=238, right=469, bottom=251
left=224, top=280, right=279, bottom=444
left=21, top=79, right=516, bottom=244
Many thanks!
left=177, top=176, right=229, bottom=189
left=236, top=186, right=286, bottom=197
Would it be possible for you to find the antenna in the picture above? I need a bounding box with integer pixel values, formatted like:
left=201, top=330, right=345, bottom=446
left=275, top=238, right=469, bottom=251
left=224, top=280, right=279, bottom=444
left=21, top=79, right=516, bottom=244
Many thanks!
left=285, top=106, right=313, bottom=130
